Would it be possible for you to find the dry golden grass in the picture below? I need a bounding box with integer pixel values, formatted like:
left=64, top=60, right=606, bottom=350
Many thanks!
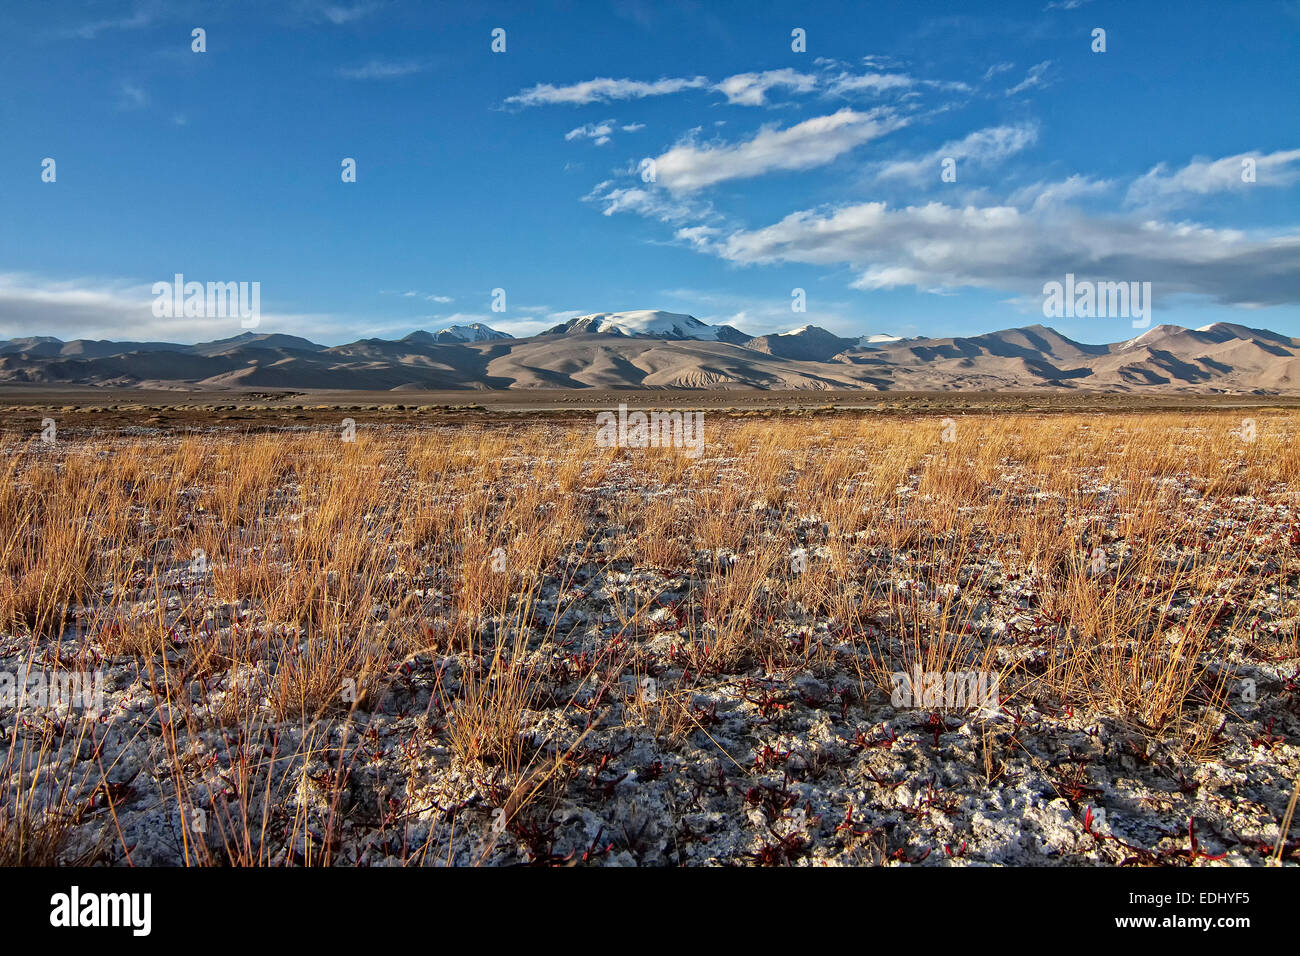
left=0, top=408, right=1296, bottom=865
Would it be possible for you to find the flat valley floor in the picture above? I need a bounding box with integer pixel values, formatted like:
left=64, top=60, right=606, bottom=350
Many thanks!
left=1, top=391, right=1297, bottom=865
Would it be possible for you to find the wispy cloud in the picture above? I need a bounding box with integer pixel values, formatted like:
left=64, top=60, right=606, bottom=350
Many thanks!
left=875, top=122, right=1038, bottom=183
left=382, top=289, right=454, bottom=303
left=337, top=59, right=426, bottom=80
left=858, top=54, right=905, bottom=70
left=584, top=181, right=715, bottom=224
left=1006, top=60, right=1052, bottom=96
left=650, top=108, right=907, bottom=192
left=66, top=5, right=156, bottom=40
left=594, top=118, right=1300, bottom=311
left=1007, top=174, right=1113, bottom=211
left=1126, top=149, right=1300, bottom=208
left=505, top=75, right=708, bottom=107
left=713, top=69, right=818, bottom=106
left=565, top=120, right=616, bottom=145
left=508, top=62, right=964, bottom=113
left=825, top=70, right=916, bottom=96
left=0, top=272, right=347, bottom=343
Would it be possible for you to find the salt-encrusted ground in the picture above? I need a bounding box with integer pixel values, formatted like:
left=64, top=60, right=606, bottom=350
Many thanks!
left=2, top=414, right=1297, bottom=866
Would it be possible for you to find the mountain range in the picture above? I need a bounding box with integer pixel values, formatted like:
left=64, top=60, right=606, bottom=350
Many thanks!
left=2, top=311, right=1298, bottom=393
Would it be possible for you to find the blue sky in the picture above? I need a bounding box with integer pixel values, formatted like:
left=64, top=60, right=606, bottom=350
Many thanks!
left=2, top=0, right=1298, bottom=346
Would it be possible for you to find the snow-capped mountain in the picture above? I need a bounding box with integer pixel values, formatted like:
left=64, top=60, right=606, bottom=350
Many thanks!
left=747, top=325, right=860, bottom=361
left=403, top=323, right=513, bottom=344
left=1116, top=324, right=1184, bottom=351
left=545, top=310, right=748, bottom=343
left=3, top=320, right=1296, bottom=392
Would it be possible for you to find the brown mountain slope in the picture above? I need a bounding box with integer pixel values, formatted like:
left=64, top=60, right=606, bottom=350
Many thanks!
left=1, top=320, right=1297, bottom=392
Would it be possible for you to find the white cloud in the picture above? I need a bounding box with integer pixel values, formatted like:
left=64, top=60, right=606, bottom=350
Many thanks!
left=1126, top=149, right=1300, bottom=208
left=565, top=120, right=616, bottom=146
left=337, top=59, right=426, bottom=80
left=0, top=273, right=348, bottom=343
left=876, top=122, right=1038, bottom=183
left=713, top=69, right=818, bottom=106
left=1007, top=174, right=1113, bottom=211
left=825, top=71, right=916, bottom=96
left=923, top=78, right=973, bottom=93
left=1006, top=61, right=1052, bottom=96
left=858, top=55, right=904, bottom=70
left=621, top=123, right=645, bottom=132
left=505, top=61, right=969, bottom=114
left=505, top=76, right=708, bottom=107
left=66, top=6, right=155, bottom=39
left=584, top=181, right=713, bottom=224
left=651, top=108, right=908, bottom=192
left=691, top=199, right=1300, bottom=308
left=674, top=225, right=724, bottom=249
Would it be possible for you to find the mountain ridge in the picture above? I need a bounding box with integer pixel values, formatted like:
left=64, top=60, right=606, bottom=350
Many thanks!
left=2, top=316, right=1296, bottom=393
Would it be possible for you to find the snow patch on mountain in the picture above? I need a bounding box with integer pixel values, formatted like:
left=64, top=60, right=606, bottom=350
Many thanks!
left=565, top=310, right=726, bottom=340
left=1117, top=324, right=1184, bottom=350
left=434, top=323, right=512, bottom=342
left=403, top=323, right=513, bottom=344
